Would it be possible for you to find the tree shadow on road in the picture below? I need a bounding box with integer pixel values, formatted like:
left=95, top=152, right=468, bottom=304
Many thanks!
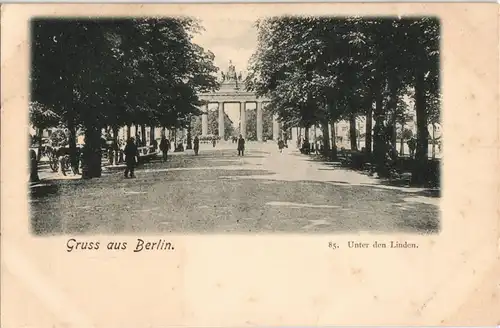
left=302, top=154, right=441, bottom=194
left=29, top=182, right=59, bottom=198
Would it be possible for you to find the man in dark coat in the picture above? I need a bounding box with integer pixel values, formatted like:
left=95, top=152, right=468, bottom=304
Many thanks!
left=407, top=137, right=416, bottom=158
left=237, top=134, right=245, bottom=156
left=278, top=138, right=285, bottom=153
left=124, top=137, right=139, bottom=178
left=159, top=136, right=170, bottom=162
left=302, top=138, right=310, bottom=154
left=193, top=135, right=200, bottom=156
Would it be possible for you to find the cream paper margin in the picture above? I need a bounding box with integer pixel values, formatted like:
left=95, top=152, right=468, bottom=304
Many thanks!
left=1, top=3, right=499, bottom=327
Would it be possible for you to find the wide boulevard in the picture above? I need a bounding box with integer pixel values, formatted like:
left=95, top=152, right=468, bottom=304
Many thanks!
left=30, top=142, right=439, bottom=235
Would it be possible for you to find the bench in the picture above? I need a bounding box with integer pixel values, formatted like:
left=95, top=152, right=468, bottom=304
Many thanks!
left=137, top=146, right=158, bottom=163
left=336, top=151, right=352, bottom=165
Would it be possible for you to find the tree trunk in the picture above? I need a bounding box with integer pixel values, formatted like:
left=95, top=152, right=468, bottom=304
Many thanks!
left=387, top=78, right=399, bottom=150
left=373, top=79, right=388, bottom=178
left=36, top=128, right=44, bottom=161
left=150, top=125, right=155, bottom=144
left=321, top=119, right=330, bottom=154
left=349, top=114, right=357, bottom=150
left=330, top=120, right=337, bottom=159
left=29, top=149, right=40, bottom=183
left=186, top=118, right=193, bottom=150
left=141, top=125, right=146, bottom=146
left=186, top=126, right=193, bottom=149
left=399, top=123, right=405, bottom=155
left=411, top=69, right=429, bottom=185
left=67, top=119, right=78, bottom=174
left=431, top=123, right=436, bottom=159
left=82, top=125, right=102, bottom=179
left=365, top=101, right=373, bottom=156
left=390, top=115, right=397, bottom=150
left=112, top=125, right=119, bottom=165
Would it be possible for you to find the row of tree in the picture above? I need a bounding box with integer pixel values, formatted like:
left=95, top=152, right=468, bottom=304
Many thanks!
left=31, top=18, right=219, bottom=178
left=246, top=16, right=440, bottom=184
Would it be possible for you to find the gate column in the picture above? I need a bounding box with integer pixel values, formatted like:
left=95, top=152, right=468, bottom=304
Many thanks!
left=218, top=102, right=225, bottom=139
left=240, top=101, right=246, bottom=139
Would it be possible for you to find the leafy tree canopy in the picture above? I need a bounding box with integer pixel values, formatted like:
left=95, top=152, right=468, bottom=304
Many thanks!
left=246, top=16, right=440, bottom=130
left=31, top=18, right=219, bottom=130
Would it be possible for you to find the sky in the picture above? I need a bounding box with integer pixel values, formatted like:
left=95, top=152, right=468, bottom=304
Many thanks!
left=192, top=17, right=258, bottom=78
left=192, top=17, right=259, bottom=125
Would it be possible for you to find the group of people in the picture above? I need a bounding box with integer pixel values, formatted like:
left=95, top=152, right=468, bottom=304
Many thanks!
left=298, top=137, right=324, bottom=155
left=123, top=134, right=202, bottom=178
left=122, top=135, right=170, bottom=178
left=123, top=133, right=283, bottom=178
left=277, top=138, right=287, bottom=153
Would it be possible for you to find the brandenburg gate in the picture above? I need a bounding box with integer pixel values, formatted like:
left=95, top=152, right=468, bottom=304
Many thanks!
left=198, top=60, right=280, bottom=141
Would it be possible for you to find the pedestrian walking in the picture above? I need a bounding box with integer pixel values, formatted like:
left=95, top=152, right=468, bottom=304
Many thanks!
left=278, top=138, right=285, bottom=154
left=407, top=137, right=416, bottom=158
left=303, top=138, right=310, bottom=154
left=124, top=137, right=139, bottom=178
left=193, top=135, right=200, bottom=156
left=212, top=136, right=217, bottom=148
left=237, top=134, right=245, bottom=156
left=160, top=136, right=170, bottom=162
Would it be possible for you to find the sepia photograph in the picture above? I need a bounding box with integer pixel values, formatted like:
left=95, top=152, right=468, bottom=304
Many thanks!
left=3, top=3, right=499, bottom=327
left=29, top=15, right=441, bottom=235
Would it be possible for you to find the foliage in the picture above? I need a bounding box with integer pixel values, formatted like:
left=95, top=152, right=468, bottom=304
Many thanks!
left=247, top=16, right=441, bottom=183
left=427, top=90, right=441, bottom=125
left=397, top=128, right=414, bottom=140
left=29, top=101, right=61, bottom=130
left=32, top=18, right=219, bottom=129
left=243, top=107, right=273, bottom=141
left=262, top=108, right=274, bottom=139
left=31, top=18, right=219, bottom=177
left=49, top=128, right=70, bottom=147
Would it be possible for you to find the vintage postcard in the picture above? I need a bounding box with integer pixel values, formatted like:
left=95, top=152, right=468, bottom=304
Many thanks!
left=1, top=3, right=499, bottom=327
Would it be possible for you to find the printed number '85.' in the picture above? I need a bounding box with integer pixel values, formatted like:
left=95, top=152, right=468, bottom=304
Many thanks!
left=328, top=242, right=338, bottom=250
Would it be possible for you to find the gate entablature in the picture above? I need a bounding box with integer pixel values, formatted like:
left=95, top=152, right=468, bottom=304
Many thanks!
left=197, top=60, right=275, bottom=140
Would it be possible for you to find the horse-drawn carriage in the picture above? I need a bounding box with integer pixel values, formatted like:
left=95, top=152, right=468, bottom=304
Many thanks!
left=44, top=145, right=83, bottom=174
